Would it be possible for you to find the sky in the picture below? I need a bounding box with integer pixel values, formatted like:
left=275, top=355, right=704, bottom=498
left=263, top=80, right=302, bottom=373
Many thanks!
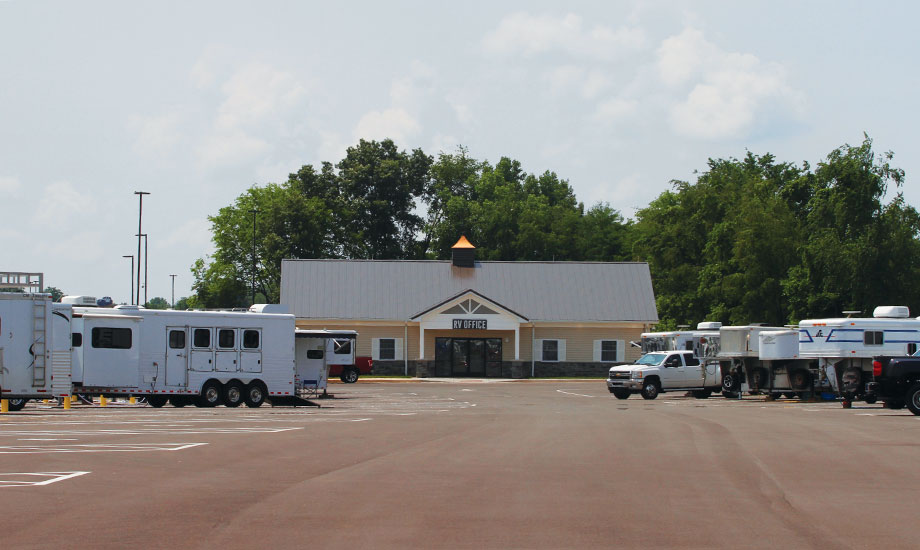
left=1, top=0, right=918, bottom=304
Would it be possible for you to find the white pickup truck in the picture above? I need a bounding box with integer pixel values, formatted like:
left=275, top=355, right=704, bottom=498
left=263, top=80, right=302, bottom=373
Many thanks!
left=606, top=350, right=723, bottom=400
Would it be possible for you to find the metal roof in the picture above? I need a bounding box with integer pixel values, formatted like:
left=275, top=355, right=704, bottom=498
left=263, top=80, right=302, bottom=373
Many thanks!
left=281, top=259, right=658, bottom=323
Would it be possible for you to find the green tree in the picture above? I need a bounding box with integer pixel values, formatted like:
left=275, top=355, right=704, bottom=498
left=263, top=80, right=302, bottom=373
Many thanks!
left=145, top=297, right=169, bottom=309
left=42, top=287, right=64, bottom=301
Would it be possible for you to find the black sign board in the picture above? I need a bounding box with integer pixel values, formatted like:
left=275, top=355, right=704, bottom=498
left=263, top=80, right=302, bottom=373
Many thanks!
left=452, top=319, right=488, bottom=330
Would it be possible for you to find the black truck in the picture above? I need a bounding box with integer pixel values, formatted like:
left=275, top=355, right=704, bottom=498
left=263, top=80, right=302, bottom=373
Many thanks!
left=867, top=354, right=920, bottom=414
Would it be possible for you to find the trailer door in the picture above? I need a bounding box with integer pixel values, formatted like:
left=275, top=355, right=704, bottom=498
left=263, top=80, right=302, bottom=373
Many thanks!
left=215, top=328, right=239, bottom=372
left=165, top=327, right=188, bottom=386
left=189, top=328, right=214, bottom=372
left=240, top=329, right=262, bottom=373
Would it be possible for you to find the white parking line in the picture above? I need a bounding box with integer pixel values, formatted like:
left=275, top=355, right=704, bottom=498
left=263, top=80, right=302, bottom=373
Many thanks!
left=556, top=390, right=595, bottom=398
left=0, top=471, right=90, bottom=487
left=0, top=427, right=303, bottom=437
left=0, top=443, right=207, bottom=454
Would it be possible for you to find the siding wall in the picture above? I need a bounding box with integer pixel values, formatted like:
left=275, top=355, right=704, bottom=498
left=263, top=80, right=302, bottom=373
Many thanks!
left=532, top=326, right=644, bottom=363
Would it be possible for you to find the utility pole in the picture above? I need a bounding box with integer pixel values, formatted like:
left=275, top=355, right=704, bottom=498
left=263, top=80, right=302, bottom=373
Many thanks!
left=249, top=208, right=259, bottom=305
left=170, top=274, right=177, bottom=308
left=122, top=255, right=134, bottom=305
left=136, top=233, right=148, bottom=306
left=134, top=191, right=150, bottom=306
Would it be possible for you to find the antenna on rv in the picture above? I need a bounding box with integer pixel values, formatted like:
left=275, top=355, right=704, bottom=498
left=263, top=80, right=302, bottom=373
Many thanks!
left=842, top=310, right=861, bottom=318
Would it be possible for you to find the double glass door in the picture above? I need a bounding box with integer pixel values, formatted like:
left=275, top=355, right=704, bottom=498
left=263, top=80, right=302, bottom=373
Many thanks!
left=435, top=338, right=502, bottom=377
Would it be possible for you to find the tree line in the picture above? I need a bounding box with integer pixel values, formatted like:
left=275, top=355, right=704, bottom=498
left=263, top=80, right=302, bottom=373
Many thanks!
left=190, top=135, right=920, bottom=327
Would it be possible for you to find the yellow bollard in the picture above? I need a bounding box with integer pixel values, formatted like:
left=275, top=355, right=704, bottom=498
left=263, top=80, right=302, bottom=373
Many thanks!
left=129, top=396, right=136, bottom=404
left=100, top=395, right=107, bottom=407
left=63, top=397, right=71, bottom=410
left=1, top=399, right=8, bottom=413
left=43, top=399, right=49, bottom=404
left=71, top=395, right=78, bottom=404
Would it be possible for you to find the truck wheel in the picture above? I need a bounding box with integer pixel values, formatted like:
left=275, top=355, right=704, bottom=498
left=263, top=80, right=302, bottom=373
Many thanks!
left=886, top=400, right=905, bottom=410
left=7, top=398, right=28, bottom=411
left=692, top=389, right=712, bottom=399
left=224, top=381, right=244, bottom=408
left=906, top=383, right=920, bottom=415
left=640, top=380, right=660, bottom=400
left=147, top=395, right=168, bottom=408
left=199, top=381, right=223, bottom=407
left=612, top=389, right=631, bottom=400
left=244, top=383, right=266, bottom=408
left=342, top=368, right=359, bottom=384
left=864, top=394, right=878, bottom=405
left=722, top=373, right=739, bottom=393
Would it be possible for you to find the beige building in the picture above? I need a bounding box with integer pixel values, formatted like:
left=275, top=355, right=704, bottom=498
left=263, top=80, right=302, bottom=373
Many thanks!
left=280, top=238, right=658, bottom=378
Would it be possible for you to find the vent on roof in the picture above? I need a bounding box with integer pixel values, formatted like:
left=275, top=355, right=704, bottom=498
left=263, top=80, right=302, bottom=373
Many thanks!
left=452, top=236, right=476, bottom=268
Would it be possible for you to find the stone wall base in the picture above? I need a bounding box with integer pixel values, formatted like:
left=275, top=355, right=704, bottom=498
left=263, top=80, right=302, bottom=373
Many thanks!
left=371, top=360, right=622, bottom=378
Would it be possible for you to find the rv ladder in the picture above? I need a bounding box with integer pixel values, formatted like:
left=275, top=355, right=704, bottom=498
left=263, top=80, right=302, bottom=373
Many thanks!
left=31, top=299, right=46, bottom=386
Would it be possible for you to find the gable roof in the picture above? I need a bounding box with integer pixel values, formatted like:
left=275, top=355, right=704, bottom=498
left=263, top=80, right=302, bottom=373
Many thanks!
left=409, top=288, right=529, bottom=321
left=280, top=259, right=658, bottom=323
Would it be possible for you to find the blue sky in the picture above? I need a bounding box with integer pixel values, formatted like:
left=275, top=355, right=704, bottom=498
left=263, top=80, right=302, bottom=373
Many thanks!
left=1, top=0, right=918, bottom=303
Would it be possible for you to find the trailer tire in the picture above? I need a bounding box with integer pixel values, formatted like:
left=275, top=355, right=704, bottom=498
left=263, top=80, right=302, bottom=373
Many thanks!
left=905, top=383, right=920, bottom=416
left=224, top=381, right=244, bottom=408
left=244, top=383, right=266, bottom=408
left=199, top=380, right=223, bottom=407
left=169, top=396, right=189, bottom=407
left=864, top=394, right=878, bottom=405
left=611, top=389, right=631, bottom=400
left=341, top=367, right=360, bottom=384
left=147, top=395, right=168, bottom=408
left=640, top=379, right=660, bottom=400
left=7, top=398, right=28, bottom=411
left=789, top=369, right=811, bottom=391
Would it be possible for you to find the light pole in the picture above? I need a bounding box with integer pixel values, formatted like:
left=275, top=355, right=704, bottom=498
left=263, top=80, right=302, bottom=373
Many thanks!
left=170, top=274, right=177, bottom=308
left=136, top=233, right=148, bottom=306
left=134, top=191, right=150, bottom=306
left=122, top=255, right=134, bottom=305
left=249, top=208, right=259, bottom=305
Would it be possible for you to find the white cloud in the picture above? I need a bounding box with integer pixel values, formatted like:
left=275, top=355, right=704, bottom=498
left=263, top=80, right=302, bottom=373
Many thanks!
left=0, top=175, right=21, bottom=193
left=353, top=108, right=421, bottom=143
left=35, top=181, right=96, bottom=224
left=216, top=63, right=308, bottom=131
left=160, top=218, right=212, bottom=252
left=128, top=112, right=184, bottom=157
left=483, top=12, right=645, bottom=60
left=658, top=27, right=804, bottom=139
left=197, top=130, right=271, bottom=170
left=595, top=97, right=638, bottom=120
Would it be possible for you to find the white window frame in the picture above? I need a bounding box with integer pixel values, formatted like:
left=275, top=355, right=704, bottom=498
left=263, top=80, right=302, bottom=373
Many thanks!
left=536, top=339, right=565, bottom=362
left=372, top=337, right=403, bottom=361
left=594, top=339, right=625, bottom=363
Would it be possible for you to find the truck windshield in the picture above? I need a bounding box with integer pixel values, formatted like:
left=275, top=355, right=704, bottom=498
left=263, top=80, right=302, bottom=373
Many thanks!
left=636, top=353, right=666, bottom=365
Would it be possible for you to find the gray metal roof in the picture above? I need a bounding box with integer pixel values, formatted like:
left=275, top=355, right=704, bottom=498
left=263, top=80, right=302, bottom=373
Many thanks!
left=281, top=260, right=658, bottom=323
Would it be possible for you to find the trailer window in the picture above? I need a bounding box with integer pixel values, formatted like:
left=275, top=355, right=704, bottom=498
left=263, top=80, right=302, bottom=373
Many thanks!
left=91, top=327, right=132, bottom=349
left=72, top=333, right=82, bottom=347
left=864, top=331, right=883, bottom=346
left=242, top=330, right=260, bottom=349
left=169, top=330, right=186, bottom=349
left=307, top=349, right=324, bottom=359
left=334, top=339, right=352, bottom=355
left=193, top=328, right=211, bottom=348
left=218, top=329, right=235, bottom=349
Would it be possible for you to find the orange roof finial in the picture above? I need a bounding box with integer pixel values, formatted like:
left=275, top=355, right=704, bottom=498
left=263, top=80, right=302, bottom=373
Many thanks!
left=452, top=235, right=476, bottom=249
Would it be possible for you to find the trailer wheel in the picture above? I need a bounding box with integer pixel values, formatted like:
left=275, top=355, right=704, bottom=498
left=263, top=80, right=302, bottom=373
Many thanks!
left=199, top=381, right=223, bottom=407
left=147, top=396, right=168, bottom=408
left=905, top=384, right=920, bottom=416
left=341, top=367, right=360, bottom=384
left=789, top=369, right=811, bottom=391
left=7, top=398, right=28, bottom=411
left=640, top=380, right=660, bottom=400
left=244, top=383, right=266, bottom=408
left=224, top=381, right=244, bottom=408
left=611, top=389, right=631, bottom=400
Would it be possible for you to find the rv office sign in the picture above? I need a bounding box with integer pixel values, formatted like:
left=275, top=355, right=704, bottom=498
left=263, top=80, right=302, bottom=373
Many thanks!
left=452, top=319, right=488, bottom=330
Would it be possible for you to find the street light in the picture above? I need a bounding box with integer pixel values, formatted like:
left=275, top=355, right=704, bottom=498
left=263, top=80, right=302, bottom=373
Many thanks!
left=134, top=191, right=150, bottom=306
left=122, top=255, right=134, bottom=305
left=170, top=274, right=177, bottom=308
left=249, top=208, right=259, bottom=306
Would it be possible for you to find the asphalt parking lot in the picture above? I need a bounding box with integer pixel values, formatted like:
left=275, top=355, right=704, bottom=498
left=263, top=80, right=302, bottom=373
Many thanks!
left=1, top=381, right=918, bottom=549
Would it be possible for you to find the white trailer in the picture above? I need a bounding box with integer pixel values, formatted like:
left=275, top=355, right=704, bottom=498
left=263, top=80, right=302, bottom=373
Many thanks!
left=798, top=306, right=920, bottom=405
left=716, top=325, right=817, bottom=396
left=640, top=322, right=722, bottom=359
left=0, top=293, right=72, bottom=410
left=71, top=304, right=297, bottom=407
left=294, top=329, right=358, bottom=398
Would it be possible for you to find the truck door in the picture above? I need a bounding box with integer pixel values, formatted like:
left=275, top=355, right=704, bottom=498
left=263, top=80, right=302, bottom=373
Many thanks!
left=189, top=327, right=214, bottom=372
left=240, top=329, right=262, bottom=373
left=659, top=354, right=683, bottom=388
left=165, top=327, right=188, bottom=386
left=682, top=355, right=703, bottom=386
left=215, top=328, right=239, bottom=372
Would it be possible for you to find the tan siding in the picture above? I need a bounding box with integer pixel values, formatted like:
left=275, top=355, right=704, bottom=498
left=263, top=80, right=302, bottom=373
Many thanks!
left=533, top=326, right=644, bottom=363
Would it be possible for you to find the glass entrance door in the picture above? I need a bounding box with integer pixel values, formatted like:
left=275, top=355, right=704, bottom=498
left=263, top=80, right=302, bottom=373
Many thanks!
left=435, top=338, right=503, bottom=377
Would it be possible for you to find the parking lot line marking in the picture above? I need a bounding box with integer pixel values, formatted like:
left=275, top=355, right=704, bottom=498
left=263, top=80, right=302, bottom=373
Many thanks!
left=0, top=443, right=207, bottom=454
left=17, top=438, right=79, bottom=441
left=0, top=427, right=303, bottom=437
left=0, top=471, right=90, bottom=488
left=556, top=390, right=595, bottom=398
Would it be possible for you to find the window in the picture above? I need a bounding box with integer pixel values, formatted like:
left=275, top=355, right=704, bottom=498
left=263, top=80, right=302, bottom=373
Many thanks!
left=193, top=328, right=211, bottom=348
left=333, top=339, right=352, bottom=355
left=601, top=340, right=618, bottom=362
left=379, top=339, right=396, bottom=360
left=242, top=330, right=260, bottom=349
left=307, top=349, right=324, bottom=359
left=91, top=327, right=132, bottom=349
left=168, top=330, right=186, bottom=349
left=218, top=329, right=235, bottom=349
left=864, top=331, right=883, bottom=346
left=72, top=333, right=82, bottom=347
left=684, top=355, right=700, bottom=366
left=542, top=340, right=559, bottom=362
left=909, top=343, right=918, bottom=355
